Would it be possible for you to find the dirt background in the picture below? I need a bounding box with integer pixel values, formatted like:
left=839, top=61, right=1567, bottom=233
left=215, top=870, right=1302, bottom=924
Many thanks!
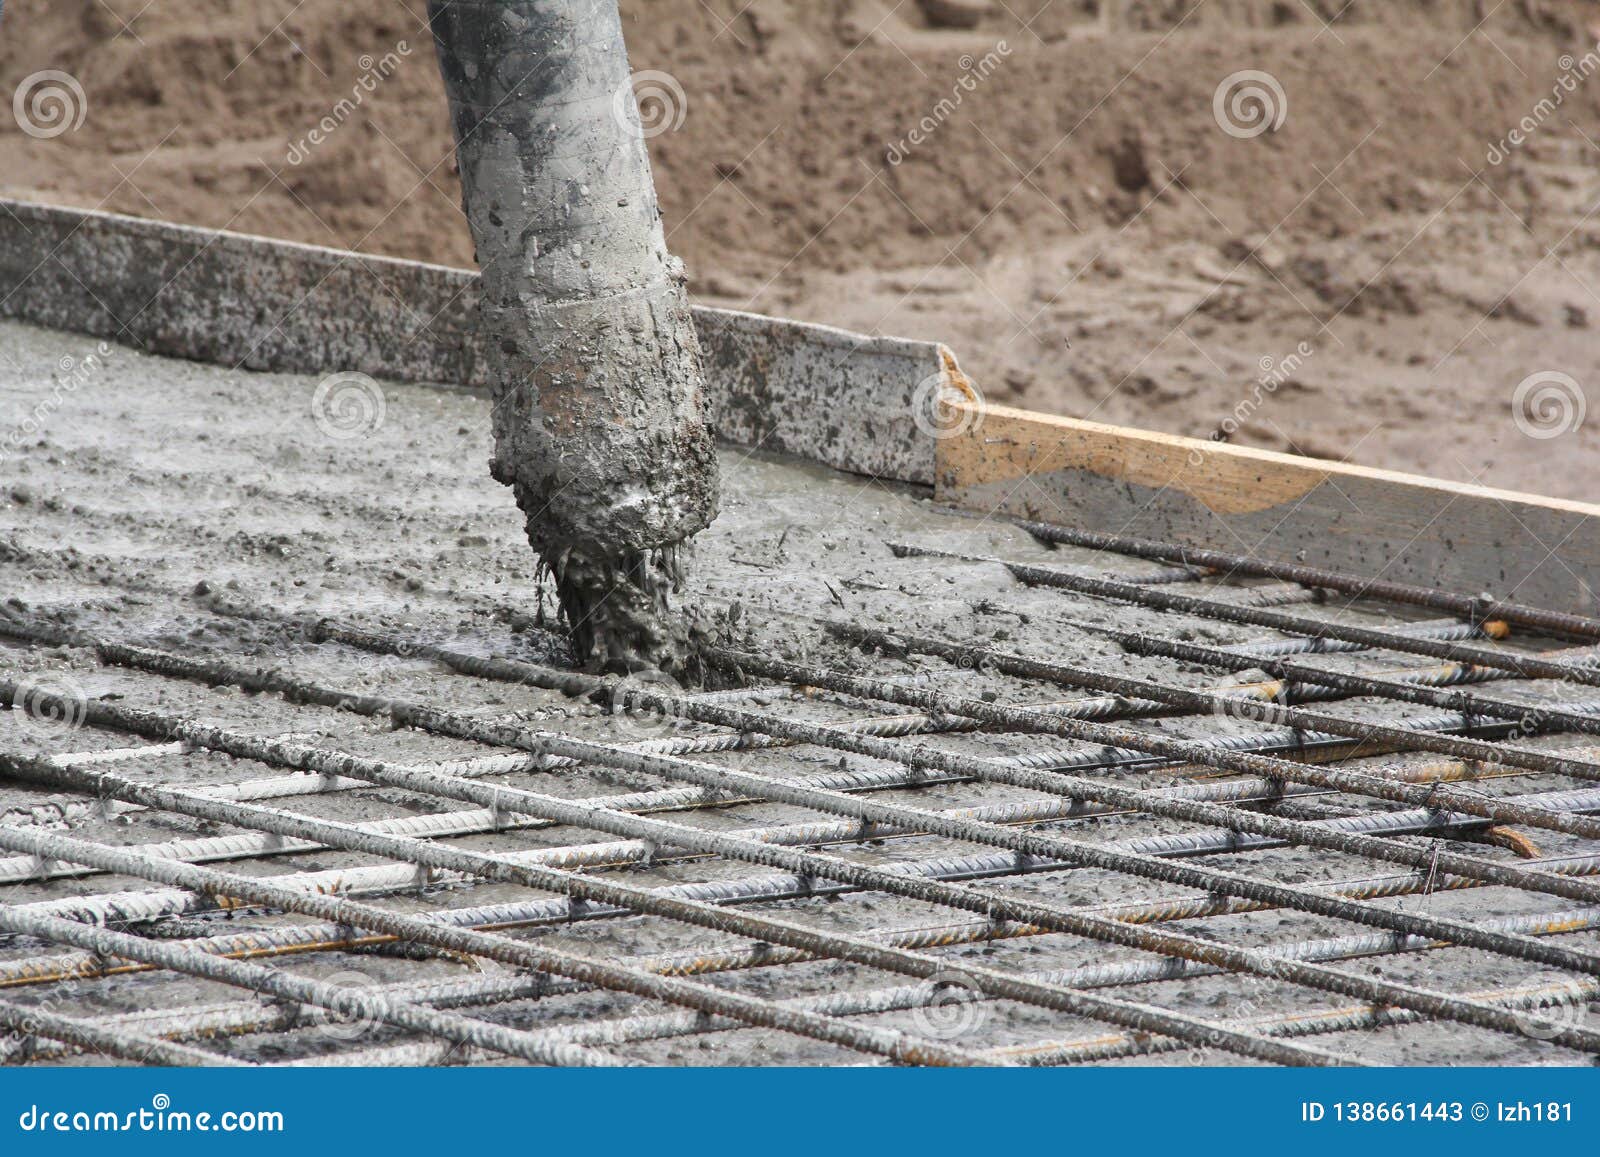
left=2, top=0, right=1599, bottom=499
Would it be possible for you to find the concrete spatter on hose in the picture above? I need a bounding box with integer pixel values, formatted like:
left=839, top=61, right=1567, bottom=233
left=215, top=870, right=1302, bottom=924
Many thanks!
left=431, top=0, right=720, bottom=676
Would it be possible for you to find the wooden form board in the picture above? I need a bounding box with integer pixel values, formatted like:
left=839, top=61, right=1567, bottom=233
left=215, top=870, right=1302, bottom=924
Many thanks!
left=935, top=402, right=1600, bottom=616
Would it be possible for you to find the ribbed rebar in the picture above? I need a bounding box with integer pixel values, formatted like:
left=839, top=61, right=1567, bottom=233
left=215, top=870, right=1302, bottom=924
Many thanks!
left=10, top=724, right=1572, bottom=893
left=10, top=639, right=1600, bottom=990
left=994, top=518, right=1600, bottom=641
left=996, top=975, right=1600, bottom=1066
left=6, top=698, right=1598, bottom=1057
left=18, top=766, right=1588, bottom=931
left=934, top=600, right=1600, bottom=744
left=0, top=904, right=625, bottom=1067
left=0, top=972, right=565, bottom=1065
left=285, top=614, right=1600, bottom=863
left=19, top=611, right=1596, bottom=918
left=0, top=821, right=997, bottom=1068
left=0, top=751, right=1367, bottom=1067
left=0, top=997, right=248, bottom=1067
left=13, top=621, right=1600, bottom=976
left=0, top=604, right=1593, bottom=1068
left=456, top=906, right=1600, bottom=1061
left=889, top=543, right=1600, bottom=688
left=818, top=622, right=1600, bottom=834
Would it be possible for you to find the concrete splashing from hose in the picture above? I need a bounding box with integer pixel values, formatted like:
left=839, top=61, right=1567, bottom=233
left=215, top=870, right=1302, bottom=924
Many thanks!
left=430, top=0, right=720, bottom=674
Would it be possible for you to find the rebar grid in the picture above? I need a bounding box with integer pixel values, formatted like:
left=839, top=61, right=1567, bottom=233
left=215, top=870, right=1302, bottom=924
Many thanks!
left=3, top=674, right=1599, bottom=1060
left=4, top=526, right=1600, bottom=1067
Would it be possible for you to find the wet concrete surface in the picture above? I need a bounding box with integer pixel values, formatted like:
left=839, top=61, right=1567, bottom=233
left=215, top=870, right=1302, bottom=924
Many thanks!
left=0, top=320, right=1596, bottom=1066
